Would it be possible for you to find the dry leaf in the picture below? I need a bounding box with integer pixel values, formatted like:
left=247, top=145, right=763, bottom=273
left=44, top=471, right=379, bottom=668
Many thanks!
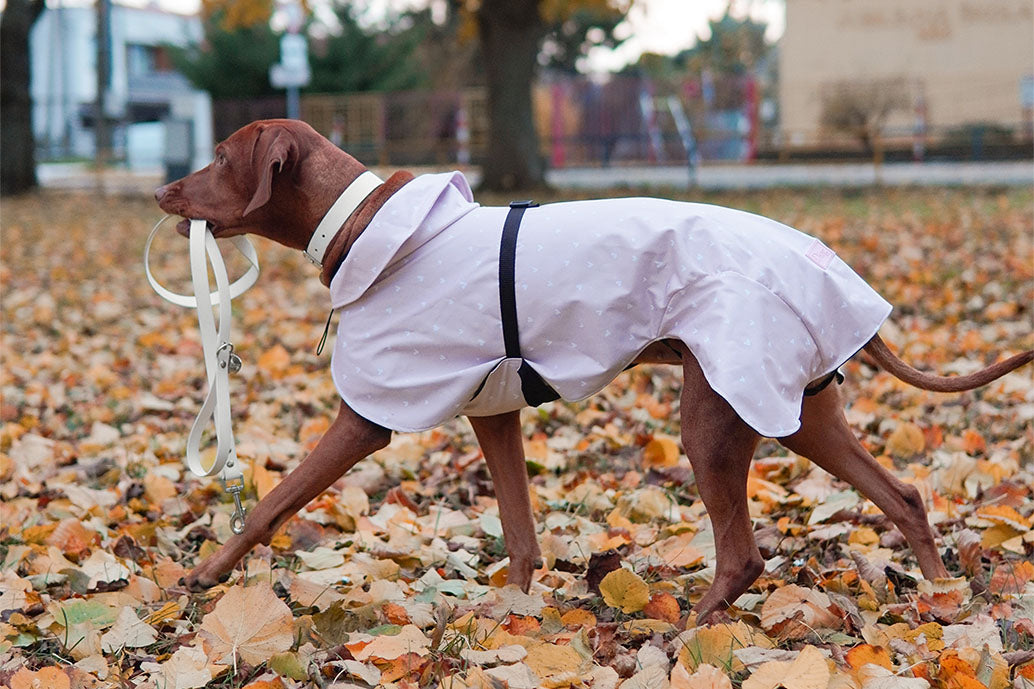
left=347, top=624, right=431, bottom=661
left=886, top=422, right=925, bottom=457
left=100, top=606, right=158, bottom=652
left=670, top=663, right=733, bottom=689
left=644, top=592, right=682, bottom=623
left=8, top=666, right=71, bottom=689
left=677, top=621, right=773, bottom=673
left=643, top=434, right=681, bottom=468
left=524, top=642, right=585, bottom=680
left=599, top=568, right=650, bottom=613
left=760, top=585, right=842, bottom=638
left=858, top=664, right=930, bottom=689
left=198, top=583, right=294, bottom=667
left=741, top=645, right=830, bottom=689
left=143, top=644, right=225, bottom=689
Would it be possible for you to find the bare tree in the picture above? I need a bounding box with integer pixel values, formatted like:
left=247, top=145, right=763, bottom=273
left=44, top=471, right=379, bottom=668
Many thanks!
left=820, top=78, right=911, bottom=154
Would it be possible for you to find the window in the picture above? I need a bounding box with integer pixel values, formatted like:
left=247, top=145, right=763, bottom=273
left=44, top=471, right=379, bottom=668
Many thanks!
left=126, top=44, right=172, bottom=78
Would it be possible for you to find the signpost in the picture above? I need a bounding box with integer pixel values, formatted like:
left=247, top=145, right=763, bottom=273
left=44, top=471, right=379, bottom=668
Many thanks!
left=269, top=1, right=309, bottom=119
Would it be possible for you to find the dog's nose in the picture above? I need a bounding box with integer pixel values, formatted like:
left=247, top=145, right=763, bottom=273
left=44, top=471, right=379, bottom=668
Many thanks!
left=154, top=185, right=169, bottom=204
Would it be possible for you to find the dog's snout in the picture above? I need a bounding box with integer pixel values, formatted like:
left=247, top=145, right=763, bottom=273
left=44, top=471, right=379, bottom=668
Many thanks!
left=155, top=184, right=170, bottom=204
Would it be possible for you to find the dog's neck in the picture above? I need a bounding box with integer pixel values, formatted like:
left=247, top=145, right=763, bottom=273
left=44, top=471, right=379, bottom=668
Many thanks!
left=314, top=170, right=414, bottom=287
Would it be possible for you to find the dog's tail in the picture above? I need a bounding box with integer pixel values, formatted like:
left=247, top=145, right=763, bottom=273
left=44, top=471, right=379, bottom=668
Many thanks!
left=863, top=334, right=1033, bottom=392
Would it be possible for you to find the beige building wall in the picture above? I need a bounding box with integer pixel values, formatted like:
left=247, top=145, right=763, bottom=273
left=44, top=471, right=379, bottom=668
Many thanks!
left=779, top=0, right=1034, bottom=145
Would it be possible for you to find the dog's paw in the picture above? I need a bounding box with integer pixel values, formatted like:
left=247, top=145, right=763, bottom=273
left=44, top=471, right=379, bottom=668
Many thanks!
left=179, top=569, right=231, bottom=592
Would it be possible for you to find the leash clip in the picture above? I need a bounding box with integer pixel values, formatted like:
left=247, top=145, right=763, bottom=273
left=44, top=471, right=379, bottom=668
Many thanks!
left=222, top=474, right=247, bottom=535
left=217, top=342, right=243, bottom=374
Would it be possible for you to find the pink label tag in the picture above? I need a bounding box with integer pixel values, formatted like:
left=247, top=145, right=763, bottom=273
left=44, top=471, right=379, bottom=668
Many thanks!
left=805, top=240, right=835, bottom=270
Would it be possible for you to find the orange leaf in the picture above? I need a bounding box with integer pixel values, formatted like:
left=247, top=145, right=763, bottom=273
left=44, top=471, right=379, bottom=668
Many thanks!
left=258, top=344, right=291, bottom=373
left=846, top=644, right=892, bottom=676
left=504, top=614, right=541, bottom=636
left=8, top=666, right=71, bottom=689
left=382, top=602, right=410, bottom=625
left=45, top=518, right=98, bottom=556
left=299, top=416, right=330, bottom=450
left=989, top=560, right=1034, bottom=595
left=643, top=434, right=680, bottom=469
left=644, top=592, right=681, bottom=623
left=961, top=429, right=986, bottom=455
left=377, top=653, right=427, bottom=684
left=560, top=608, right=597, bottom=628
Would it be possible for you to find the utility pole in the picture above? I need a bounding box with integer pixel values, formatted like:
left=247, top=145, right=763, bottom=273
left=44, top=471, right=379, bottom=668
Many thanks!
left=94, top=0, right=112, bottom=169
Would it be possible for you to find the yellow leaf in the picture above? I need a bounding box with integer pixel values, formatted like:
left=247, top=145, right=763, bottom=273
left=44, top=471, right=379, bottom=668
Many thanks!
left=848, top=526, right=880, bottom=547
left=524, top=642, right=585, bottom=680
left=599, top=567, right=650, bottom=613
left=198, top=583, right=294, bottom=667
left=643, top=434, right=680, bottom=468
left=677, top=621, right=773, bottom=673
left=560, top=608, right=597, bottom=628
left=885, top=422, right=925, bottom=457
left=671, top=663, right=733, bottom=689
left=742, top=645, right=830, bottom=689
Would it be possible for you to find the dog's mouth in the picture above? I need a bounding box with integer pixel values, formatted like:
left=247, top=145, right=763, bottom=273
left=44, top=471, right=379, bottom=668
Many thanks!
left=175, top=218, right=220, bottom=238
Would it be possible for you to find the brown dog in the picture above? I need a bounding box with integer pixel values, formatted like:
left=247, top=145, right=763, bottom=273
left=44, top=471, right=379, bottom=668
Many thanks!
left=155, top=119, right=1032, bottom=622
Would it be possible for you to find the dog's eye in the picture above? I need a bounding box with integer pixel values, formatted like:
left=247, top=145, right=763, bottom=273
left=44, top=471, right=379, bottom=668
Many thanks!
left=215, top=153, right=227, bottom=166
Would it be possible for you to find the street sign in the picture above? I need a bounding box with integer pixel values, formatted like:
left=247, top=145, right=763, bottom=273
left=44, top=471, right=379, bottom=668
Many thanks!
left=270, top=32, right=310, bottom=88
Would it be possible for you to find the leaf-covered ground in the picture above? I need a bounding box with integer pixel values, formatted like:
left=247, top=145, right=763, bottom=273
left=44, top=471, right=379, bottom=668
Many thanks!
left=1, top=186, right=1032, bottom=689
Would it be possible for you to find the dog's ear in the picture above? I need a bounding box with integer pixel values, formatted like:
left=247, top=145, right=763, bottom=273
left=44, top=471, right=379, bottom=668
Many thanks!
left=244, top=125, right=297, bottom=216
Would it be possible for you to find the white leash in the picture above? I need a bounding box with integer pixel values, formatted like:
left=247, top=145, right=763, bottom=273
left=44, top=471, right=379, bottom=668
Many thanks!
left=144, top=217, right=260, bottom=533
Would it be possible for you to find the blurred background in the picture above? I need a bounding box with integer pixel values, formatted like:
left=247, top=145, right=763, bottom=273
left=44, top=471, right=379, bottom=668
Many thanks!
left=2, top=0, right=1032, bottom=194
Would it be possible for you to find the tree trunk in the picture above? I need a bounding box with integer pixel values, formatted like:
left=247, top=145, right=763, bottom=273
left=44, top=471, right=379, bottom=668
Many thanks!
left=477, top=0, right=546, bottom=192
left=1, top=0, right=45, bottom=196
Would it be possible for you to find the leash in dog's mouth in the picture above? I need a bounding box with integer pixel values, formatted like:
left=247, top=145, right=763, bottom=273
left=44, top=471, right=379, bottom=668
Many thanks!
left=144, top=215, right=260, bottom=534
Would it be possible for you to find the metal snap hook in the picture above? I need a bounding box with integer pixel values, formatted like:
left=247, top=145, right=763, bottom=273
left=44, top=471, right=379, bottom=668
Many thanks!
left=217, top=342, right=243, bottom=374
left=222, top=475, right=247, bottom=534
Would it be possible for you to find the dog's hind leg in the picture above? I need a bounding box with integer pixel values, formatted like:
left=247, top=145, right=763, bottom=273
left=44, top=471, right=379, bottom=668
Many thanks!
left=678, top=348, right=764, bottom=622
left=469, top=411, right=542, bottom=591
left=779, top=383, right=949, bottom=580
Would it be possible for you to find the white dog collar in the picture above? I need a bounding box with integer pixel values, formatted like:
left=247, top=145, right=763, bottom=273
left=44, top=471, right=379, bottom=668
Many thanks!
left=305, top=170, right=383, bottom=267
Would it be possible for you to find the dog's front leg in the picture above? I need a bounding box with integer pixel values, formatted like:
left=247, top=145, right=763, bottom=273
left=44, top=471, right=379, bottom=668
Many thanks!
left=181, top=401, right=392, bottom=590
left=468, top=411, right=541, bottom=591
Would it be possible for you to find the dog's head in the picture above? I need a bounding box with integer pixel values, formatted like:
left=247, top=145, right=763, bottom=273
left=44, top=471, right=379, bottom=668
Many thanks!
left=155, top=119, right=363, bottom=249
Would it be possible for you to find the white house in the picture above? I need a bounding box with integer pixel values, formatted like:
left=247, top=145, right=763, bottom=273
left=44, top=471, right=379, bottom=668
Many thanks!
left=31, top=1, right=213, bottom=172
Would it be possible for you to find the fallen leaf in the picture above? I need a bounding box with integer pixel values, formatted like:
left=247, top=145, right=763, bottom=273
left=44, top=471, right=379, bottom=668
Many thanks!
left=198, top=582, right=294, bottom=667
left=643, top=434, right=681, bottom=468
left=347, top=624, right=431, bottom=661
left=143, top=644, right=226, bottom=689
left=644, top=592, right=682, bottom=623
left=886, top=422, right=925, bottom=457
left=760, top=585, right=842, bottom=638
left=100, top=606, right=158, bottom=652
left=599, top=567, right=650, bottom=613
left=741, top=645, right=830, bottom=689
left=8, top=666, right=71, bottom=689
left=670, top=663, right=733, bottom=689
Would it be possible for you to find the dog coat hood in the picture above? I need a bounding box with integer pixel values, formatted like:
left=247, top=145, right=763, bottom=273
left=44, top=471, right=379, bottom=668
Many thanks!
left=328, top=172, right=892, bottom=437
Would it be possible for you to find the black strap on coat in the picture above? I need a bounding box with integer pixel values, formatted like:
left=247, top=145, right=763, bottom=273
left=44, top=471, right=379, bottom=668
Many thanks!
left=499, top=201, right=561, bottom=406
